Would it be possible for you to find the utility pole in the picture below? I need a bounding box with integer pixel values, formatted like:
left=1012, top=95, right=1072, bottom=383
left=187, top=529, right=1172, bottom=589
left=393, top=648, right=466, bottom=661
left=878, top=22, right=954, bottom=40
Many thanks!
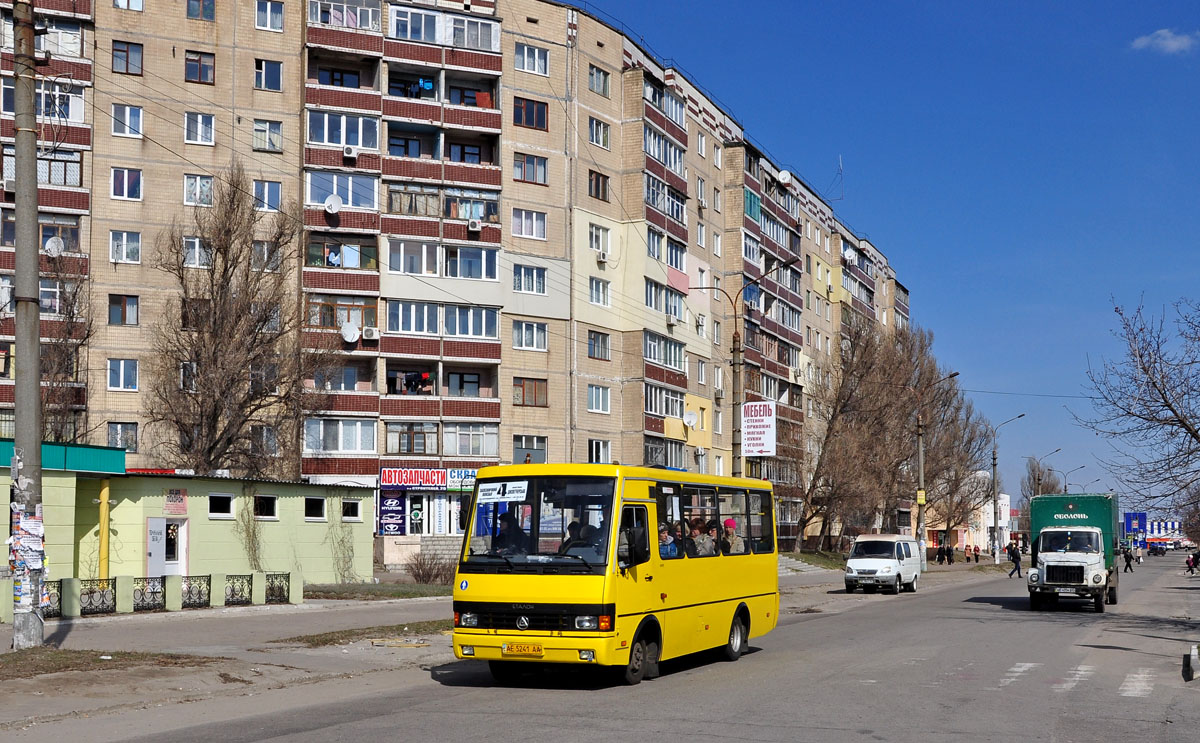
left=990, top=413, right=1024, bottom=565
left=11, top=0, right=45, bottom=650
left=913, top=371, right=958, bottom=572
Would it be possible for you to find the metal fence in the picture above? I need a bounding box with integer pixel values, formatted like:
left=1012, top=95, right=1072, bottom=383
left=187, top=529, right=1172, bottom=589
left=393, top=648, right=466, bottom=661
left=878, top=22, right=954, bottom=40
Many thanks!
left=181, top=575, right=211, bottom=609
left=225, top=574, right=253, bottom=606
left=265, top=573, right=289, bottom=604
left=42, top=579, right=61, bottom=619
left=133, top=576, right=166, bottom=612
left=79, top=578, right=116, bottom=616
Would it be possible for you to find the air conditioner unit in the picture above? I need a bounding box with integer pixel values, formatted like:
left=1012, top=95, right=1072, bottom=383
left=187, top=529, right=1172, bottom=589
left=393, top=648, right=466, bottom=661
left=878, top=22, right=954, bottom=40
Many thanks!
left=342, top=145, right=359, bottom=159
left=827, top=283, right=834, bottom=295
left=694, top=447, right=706, bottom=459
left=362, top=326, right=380, bottom=341
left=596, top=250, right=609, bottom=265
left=698, top=197, right=708, bottom=209
left=665, top=315, right=678, bottom=328
left=2, top=179, right=14, bottom=193
left=714, top=387, right=724, bottom=400
left=793, top=367, right=803, bottom=381
left=467, top=218, right=483, bottom=232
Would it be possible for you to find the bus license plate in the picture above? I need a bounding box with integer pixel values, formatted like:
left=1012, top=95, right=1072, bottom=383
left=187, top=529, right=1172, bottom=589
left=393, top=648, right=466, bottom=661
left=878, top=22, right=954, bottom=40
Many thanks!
left=1054, top=588, right=1076, bottom=594
left=502, top=643, right=543, bottom=657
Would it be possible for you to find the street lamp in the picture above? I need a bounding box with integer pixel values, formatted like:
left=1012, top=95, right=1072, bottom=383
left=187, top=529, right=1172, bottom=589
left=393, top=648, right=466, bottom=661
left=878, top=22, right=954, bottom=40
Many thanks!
left=1071, top=477, right=1101, bottom=493
left=690, top=256, right=799, bottom=478
left=914, top=370, right=959, bottom=571
left=1025, top=448, right=1061, bottom=497
left=988, top=413, right=1025, bottom=564
left=1055, top=466, right=1085, bottom=494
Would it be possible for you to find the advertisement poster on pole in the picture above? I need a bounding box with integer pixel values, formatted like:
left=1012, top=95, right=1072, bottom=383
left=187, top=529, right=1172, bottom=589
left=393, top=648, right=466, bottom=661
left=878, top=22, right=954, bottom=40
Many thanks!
left=742, top=401, right=777, bottom=457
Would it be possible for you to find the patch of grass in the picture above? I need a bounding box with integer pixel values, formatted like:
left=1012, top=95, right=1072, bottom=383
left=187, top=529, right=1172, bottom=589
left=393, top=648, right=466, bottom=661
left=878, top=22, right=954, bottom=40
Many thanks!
left=303, top=583, right=453, bottom=601
left=0, top=647, right=221, bottom=679
left=275, top=618, right=454, bottom=648
left=787, top=550, right=846, bottom=571
left=970, top=562, right=1011, bottom=573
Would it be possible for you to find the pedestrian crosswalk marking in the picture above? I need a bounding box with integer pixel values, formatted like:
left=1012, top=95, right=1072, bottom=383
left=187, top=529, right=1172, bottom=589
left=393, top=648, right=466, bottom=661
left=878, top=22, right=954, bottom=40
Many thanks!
left=1053, top=665, right=1095, bottom=692
left=999, top=662, right=1041, bottom=687
left=1118, top=668, right=1154, bottom=697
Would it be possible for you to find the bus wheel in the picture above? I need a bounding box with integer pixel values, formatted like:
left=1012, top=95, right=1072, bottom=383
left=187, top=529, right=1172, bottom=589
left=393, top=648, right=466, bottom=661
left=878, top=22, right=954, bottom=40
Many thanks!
left=622, top=637, right=648, bottom=685
left=723, top=615, right=747, bottom=662
left=488, top=660, right=522, bottom=685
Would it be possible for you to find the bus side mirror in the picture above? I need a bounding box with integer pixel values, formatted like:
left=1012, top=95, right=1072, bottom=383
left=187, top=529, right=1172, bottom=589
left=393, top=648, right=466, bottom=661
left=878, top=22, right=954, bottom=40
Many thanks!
left=459, top=507, right=468, bottom=531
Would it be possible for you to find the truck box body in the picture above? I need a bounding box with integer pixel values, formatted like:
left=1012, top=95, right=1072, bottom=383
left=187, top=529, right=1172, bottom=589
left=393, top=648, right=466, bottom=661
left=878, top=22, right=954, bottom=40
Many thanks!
left=1029, top=493, right=1120, bottom=570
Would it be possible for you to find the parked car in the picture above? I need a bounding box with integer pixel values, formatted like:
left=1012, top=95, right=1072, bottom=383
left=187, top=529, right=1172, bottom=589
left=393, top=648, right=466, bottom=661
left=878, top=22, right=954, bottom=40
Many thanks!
left=844, top=535, right=921, bottom=594
left=1149, top=544, right=1167, bottom=556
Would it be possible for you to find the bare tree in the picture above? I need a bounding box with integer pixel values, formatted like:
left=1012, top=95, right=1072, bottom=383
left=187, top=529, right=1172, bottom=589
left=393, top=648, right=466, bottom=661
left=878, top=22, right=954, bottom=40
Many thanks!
left=923, top=396, right=992, bottom=544
left=41, top=251, right=94, bottom=442
left=145, top=160, right=325, bottom=479
left=1020, top=457, right=1061, bottom=499
left=1082, top=301, right=1200, bottom=511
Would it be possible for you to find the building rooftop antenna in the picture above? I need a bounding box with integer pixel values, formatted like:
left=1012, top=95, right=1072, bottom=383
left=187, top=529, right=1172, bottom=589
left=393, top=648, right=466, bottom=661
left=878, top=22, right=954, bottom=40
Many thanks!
left=825, top=155, right=845, bottom=202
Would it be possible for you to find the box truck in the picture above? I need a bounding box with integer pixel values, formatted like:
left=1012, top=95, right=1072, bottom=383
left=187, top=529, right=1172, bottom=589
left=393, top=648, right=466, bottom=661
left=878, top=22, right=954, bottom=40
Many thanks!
left=1026, top=493, right=1120, bottom=612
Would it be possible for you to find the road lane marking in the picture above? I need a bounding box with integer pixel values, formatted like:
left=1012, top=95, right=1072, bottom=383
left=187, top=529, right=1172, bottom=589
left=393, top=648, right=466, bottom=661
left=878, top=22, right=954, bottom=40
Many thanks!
left=998, top=662, right=1041, bottom=687
left=1118, top=668, right=1154, bottom=697
left=1053, top=665, right=1095, bottom=692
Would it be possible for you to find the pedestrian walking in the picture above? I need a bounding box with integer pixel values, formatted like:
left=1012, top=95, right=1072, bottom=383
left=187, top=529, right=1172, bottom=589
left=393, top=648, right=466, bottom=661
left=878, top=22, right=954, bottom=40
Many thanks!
left=947, top=545, right=954, bottom=565
left=936, top=544, right=945, bottom=565
left=1187, top=555, right=1195, bottom=575
left=1007, top=541, right=1022, bottom=578
left=1135, top=545, right=1143, bottom=564
left=973, top=545, right=980, bottom=563
left=1122, top=547, right=1134, bottom=573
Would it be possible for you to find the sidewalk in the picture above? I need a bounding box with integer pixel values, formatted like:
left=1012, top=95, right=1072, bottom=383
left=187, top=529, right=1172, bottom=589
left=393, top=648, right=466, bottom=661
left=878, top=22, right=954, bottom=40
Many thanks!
left=0, top=564, right=1005, bottom=731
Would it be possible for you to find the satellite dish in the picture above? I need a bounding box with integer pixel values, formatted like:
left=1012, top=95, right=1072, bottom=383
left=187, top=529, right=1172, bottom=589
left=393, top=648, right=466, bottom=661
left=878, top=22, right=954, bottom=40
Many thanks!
left=339, top=321, right=361, bottom=343
left=777, top=170, right=793, bottom=186
left=323, top=194, right=343, bottom=215
left=683, top=410, right=698, bottom=428
left=44, top=236, right=65, bottom=257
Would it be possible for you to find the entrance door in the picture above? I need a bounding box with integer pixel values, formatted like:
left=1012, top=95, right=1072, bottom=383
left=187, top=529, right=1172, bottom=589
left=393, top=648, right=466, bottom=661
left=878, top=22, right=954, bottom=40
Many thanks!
left=147, top=517, right=167, bottom=576
left=164, top=519, right=187, bottom=576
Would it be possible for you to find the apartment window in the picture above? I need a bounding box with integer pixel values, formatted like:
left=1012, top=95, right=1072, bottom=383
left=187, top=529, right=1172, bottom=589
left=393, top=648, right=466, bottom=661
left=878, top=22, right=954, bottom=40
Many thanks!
left=697, top=359, right=707, bottom=384
left=697, top=223, right=706, bottom=249
left=441, top=305, right=496, bottom=338
left=713, top=187, right=722, bottom=211
left=307, top=111, right=379, bottom=149
left=644, top=383, right=685, bottom=418
left=184, top=112, right=214, bottom=144
left=715, top=410, right=723, bottom=435
left=513, top=97, right=547, bottom=130
left=386, top=422, right=438, bottom=455
left=512, top=377, right=548, bottom=407
left=112, top=104, right=142, bottom=137
left=342, top=500, right=362, bottom=521
left=253, top=119, right=283, bottom=151
left=381, top=300, right=435, bottom=336
left=306, top=171, right=378, bottom=209
left=257, top=1, right=284, bottom=31
left=714, top=144, right=722, bottom=169
left=588, top=170, right=609, bottom=201
left=388, top=240, right=438, bottom=276
left=514, top=435, right=547, bottom=464
left=645, top=278, right=663, bottom=311
left=513, top=321, right=547, bottom=351
left=444, top=245, right=497, bottom=280
left=185, top=51, right=215, bottom=84
left=667, top=239, right=686, bottom=271
left=255, top=59, right=283, bottom=91
left=450, top=17, right=498, bottom=52
left=112, top=41, right=143, bottom=75
left=39, top=278, right=69, bottom=315
left=588, top=277, right=610, bottom=307
left=515, top=43, right=549, bottom=75
left=587, top=384, right=610, bottom=414
left=184, top=174, right=214, bottom=206
left=389, top=134, right=420, bottom=158
left=513, top=153, right=547, bottom=184
left=251, top=495, right=277, bottom=520
left=318, top=67, right=361, bottom=88
left=446, top=372, right=481, bottom=398
left=304, top=418, right=376, bottom=453
left=107, top=422, right=138, bottom=452
left=108, top=294, right=138, bottom=325
left=111, top=168, right=142, bottom=200
left=587, top=330, right=610, bottom=361
left=114, top=0, right=143, bottom=10
left=647, top=228, right=663, bottom=260
left=588, top=439, right=611, bottom=464
left=588, top=65, right=610, bottom=97
left=109, top=231, right=140, bottom=262
left=644, top=330, right=686, bottom=371
left=253, top=180, right=281, bottom=211
left=713, top=233, right=722, bottom=256
left=180, top=361, right=198, bottom=393
left=183, top=237, right=213, bottom=268
left=513, top=264, right=546, bottom=294
left=588, top=117, right=610, bottom=149
left=444, top=188, right=499, bottom=222
left=209, top=494, right=233, bottom=519
left=696, top=314, right=707, bottom=339
left=107, top=358, right=138, bottom=391
left=392, top=8, right=437, bottom=42
left=698, top=131, right=707, bottom=157
left=443, top=422, right=498, bottom=456
left=387, top=184, right=438, bottom=217
left=511, top=208, right=546, bottom=239
left=3, top=146, right=81, bottom=187
left=252, top=241, right=281, bottom=272
left=303, top=497, right=326, bottom=521
left=307, top=236, right=378, bottom=270
left=187, top=0, right=215, bottom=21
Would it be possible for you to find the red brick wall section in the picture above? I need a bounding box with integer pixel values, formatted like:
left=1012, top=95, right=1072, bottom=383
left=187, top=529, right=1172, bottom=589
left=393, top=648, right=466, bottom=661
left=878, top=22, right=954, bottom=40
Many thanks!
left=302, top=269, right=380, bottom=293
left=0, top=53, right=91, bottom=82
left=644, top=415, right=665, bottom=434
left=380, top=336, right=441, bottom=356
left=0, top=253, right=89, bottom=274
left=381, top=216, right=440, bottom=237
left=644, top=108, right=687, bottom=145
left=444, top=49, right=502, bottom=73
left=665, top=218, right=688, bottom=244
left=0, top=189, right=89, bottom=212
left=645, top=207, right=667, bottom=232
left=304, top=208, right=381, bottom=232
left=384, top=41, right=442, bottom=65
left=444, top=163, right=501, bottom=187
left=382, top=157, right=443, bottom=181
left=444, top=340, right=501, bottom=360
left=325, top=393, right=381, bottom=413
left=442, top=399, right=501, bottom=419
left=379, top=458, right=442, bottom=468
left=305, top=86, right=382, bottom=113
left=302, top=457, right=380, bottom=476
left=644, top=363, right=686, bottom=389
left=305, top=148, right=382, bottom=172
left=380, top=397, right=440, bottom=417
left=383, top=98, right=442, bottom=122
left=443, top=222, right=501, bottom=244
left=444, top=107, right=502, bottom=130
left=307, top=26, right=384, bottom=54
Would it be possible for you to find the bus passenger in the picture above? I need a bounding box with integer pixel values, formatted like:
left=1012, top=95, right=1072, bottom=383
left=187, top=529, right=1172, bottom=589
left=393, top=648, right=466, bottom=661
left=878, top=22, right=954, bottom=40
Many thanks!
left=722, top=518, right=745, bottom=555
left=658, top=522, right=678, bottom=558
left=677, top=521, right=697, bottom=557
left=691, top=518, right=716, bottom=556
left=493, top=512, right=529, bottom=555
left=558, top=521, right=581, bottom=553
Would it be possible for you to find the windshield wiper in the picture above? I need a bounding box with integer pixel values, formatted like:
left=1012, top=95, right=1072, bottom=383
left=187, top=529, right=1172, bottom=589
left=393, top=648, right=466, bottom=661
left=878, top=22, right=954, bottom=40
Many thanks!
left=485, top=553, right=516, bottom=568
left=556, top=553, right=594, bottom=567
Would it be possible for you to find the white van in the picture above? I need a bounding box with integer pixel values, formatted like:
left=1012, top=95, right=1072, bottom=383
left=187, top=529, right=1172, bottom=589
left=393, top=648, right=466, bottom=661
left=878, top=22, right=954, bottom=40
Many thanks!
left=844, top=534, right=921, bottom=594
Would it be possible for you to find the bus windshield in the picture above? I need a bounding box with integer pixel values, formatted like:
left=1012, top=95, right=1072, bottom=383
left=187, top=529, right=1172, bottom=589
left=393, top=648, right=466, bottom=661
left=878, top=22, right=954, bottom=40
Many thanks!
left=1040, top=531, right=1100, bottom=553
left=463, top=476, right=615, bottom=568
left=850, top=540, right=897, bottom=559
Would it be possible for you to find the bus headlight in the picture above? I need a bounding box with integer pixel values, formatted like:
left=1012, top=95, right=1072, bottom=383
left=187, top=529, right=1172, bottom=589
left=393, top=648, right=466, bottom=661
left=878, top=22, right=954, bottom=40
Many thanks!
left=575, top=615, right=598, bottom=630
left=458, top=612, right=479, bottom=628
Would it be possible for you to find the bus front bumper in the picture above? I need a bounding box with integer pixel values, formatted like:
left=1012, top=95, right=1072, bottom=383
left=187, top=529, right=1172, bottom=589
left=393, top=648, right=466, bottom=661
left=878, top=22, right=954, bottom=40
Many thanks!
left=453, top=631, right=621, bottom=665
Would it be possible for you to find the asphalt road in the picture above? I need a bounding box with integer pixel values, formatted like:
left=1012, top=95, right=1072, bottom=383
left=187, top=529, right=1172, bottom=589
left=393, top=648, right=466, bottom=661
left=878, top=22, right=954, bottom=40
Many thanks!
left=11, top=557, right=1200, bottom=742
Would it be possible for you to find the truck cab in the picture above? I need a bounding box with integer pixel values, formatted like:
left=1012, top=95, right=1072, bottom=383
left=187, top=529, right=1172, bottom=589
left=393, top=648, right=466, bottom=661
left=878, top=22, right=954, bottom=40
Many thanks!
left=1025, top=493, right=1119, bottom=613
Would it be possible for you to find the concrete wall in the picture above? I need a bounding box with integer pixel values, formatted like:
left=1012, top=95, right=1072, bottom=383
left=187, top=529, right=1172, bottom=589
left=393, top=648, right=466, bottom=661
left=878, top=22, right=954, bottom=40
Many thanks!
left=1, top=469, right=81, bottom=582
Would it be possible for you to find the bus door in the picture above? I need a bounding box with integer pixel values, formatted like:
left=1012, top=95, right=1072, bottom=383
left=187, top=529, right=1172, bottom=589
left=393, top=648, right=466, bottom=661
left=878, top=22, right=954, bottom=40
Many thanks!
left=614, top=504, right=656, bottom=643
left=651, top=482, right=692, bottom=654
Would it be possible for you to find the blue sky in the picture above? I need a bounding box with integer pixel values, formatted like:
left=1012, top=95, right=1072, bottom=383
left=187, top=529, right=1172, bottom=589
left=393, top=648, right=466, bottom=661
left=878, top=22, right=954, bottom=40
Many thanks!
left=585, top=1, right=1200, bottom=509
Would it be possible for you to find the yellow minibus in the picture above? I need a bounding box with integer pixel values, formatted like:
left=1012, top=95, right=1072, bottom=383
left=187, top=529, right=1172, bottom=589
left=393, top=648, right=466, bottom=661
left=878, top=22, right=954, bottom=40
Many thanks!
left=451, top=463, right=779, bottom=684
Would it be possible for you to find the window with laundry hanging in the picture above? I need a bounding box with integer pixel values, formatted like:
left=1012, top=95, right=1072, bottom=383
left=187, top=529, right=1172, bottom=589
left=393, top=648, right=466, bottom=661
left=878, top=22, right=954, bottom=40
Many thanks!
left=385, top=365, right=436, bottom=396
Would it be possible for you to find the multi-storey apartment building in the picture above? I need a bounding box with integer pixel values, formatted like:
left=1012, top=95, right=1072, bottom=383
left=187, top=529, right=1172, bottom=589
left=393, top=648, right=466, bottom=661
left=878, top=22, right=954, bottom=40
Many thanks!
left=0, top=0, right=909, bottom=556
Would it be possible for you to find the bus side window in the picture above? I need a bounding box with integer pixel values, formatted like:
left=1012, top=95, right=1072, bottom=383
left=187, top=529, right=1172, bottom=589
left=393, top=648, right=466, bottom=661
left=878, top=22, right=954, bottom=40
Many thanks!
left=654, top=483, right=686, bottom=560
left=748, top=490, right=774, bottom=554
left=618, top=505, right=650, bottom=567
left=718, top=489, right=749, bottom=555
left=681, top=486, right=718, bottom=557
